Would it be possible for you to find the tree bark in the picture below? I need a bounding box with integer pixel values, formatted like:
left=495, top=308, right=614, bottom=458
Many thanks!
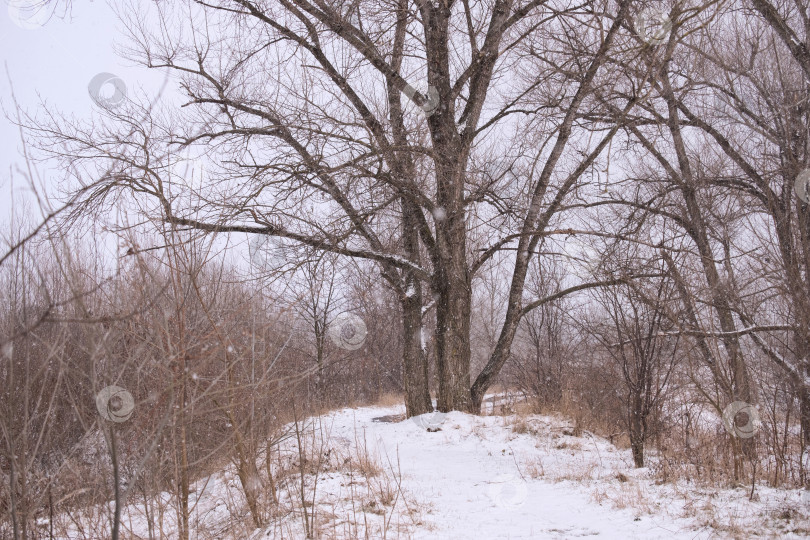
left=401, top=198, right=433, bottom=416
left=401, top=281, right=432, bottom=416
left=800, top=386, right=810, bottom=449
left=434, top=227, right=472, bottom=412
left=629, top=395, right=646, bottom=468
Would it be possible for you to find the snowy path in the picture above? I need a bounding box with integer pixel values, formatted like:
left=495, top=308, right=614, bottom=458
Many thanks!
left=326, top=406, right=701, bottom=539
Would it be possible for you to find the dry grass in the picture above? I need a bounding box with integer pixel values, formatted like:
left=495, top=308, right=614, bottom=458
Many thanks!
left=374, top=392, right=404, bottom=408
left=590, top=480, right=654, bottom=514
left=510, top=417, right=531, bottom=435
left=555, top=439, right=583, bottom=451
left=526, top=459, right=546, bottom=479
left=342, top=436, right=383, bottom=479
left=482, top=390, right=532, bottom=417
left=552, top=462, right=601, bottom=483
left=277, top=420, right=424, bottom=539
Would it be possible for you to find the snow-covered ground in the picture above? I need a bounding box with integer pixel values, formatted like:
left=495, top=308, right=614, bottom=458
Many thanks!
left=295, top=405, right=810, bottom=539
left=62, top=401, right=810, bottom=539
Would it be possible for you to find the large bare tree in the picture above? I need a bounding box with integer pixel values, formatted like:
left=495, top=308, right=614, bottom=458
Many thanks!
left=29, top=0, right=648, bottom=415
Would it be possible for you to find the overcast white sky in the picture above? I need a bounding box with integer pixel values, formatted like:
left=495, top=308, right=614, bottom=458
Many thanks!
left=0, top=1, right=173, bottom=232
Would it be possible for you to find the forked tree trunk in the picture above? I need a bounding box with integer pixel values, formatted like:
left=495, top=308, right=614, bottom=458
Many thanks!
left=418, top=1, right=475, bottom=413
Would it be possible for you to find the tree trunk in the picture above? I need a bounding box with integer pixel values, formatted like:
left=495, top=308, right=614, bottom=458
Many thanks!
left=177, top=372, right=190, bottom=540
left=629, top=396, right=646, bottom=468
left=470, top=320, right=519, bottom=413
left=398, top=193, right=432, bottom=417
left=402, top=287, right=432, bottom=416
left=434, top=224, right=472, bottom=412
left=800, top=386, right=810, bottom=449
left=470, top=242, right=532, bottom=412
left=315, top=337, right=325, bottom=404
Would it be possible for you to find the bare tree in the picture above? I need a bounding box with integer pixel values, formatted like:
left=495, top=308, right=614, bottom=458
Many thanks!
left=591, top=259, right=680, bottom=467
left=29, top=0, right=645, bottom=416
